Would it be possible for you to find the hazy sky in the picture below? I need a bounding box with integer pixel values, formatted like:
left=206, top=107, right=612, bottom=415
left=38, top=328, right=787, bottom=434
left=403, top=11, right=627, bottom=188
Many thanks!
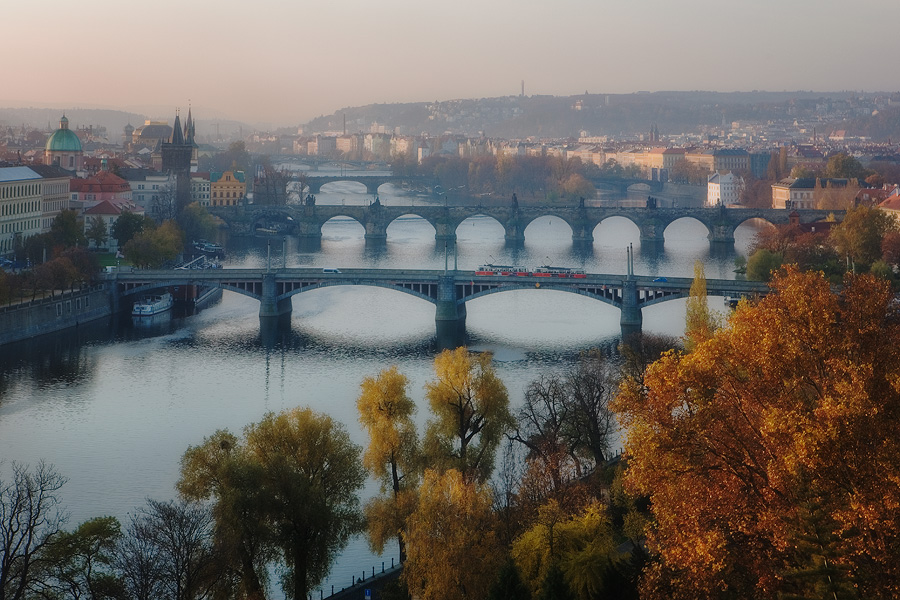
left=4, top=0, right=898, bottom=126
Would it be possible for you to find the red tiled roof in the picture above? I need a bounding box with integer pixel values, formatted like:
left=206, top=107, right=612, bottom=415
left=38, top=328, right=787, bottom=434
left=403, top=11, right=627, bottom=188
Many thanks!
left=84, top=199, right=143, bottom=215
left=71, top=170, right=131, bottom=193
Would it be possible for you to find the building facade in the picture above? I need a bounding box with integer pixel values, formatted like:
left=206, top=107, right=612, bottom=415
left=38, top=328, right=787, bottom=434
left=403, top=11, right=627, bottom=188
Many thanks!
left=707, top=172, right=744, bottom=207
left=0, top=167, right=44, bottom=255
left=210, top=170, right=246, bottom=207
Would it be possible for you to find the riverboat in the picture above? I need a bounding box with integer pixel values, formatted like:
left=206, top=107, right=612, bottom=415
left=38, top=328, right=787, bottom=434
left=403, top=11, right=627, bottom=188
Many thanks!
left=132, top=292, right=174, bottom=317
left=192, top=240, right=225, bottom=258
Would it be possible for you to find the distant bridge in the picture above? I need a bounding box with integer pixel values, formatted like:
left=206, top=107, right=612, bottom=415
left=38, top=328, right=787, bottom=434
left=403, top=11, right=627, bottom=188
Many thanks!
left=211, top=203, right=839, bottom=248
left=104, top=267, right=769, bottom=344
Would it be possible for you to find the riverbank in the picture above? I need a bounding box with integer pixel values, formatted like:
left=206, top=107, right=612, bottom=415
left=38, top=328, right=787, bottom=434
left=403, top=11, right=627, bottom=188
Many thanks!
left=0, top=284, right=113, bottom=345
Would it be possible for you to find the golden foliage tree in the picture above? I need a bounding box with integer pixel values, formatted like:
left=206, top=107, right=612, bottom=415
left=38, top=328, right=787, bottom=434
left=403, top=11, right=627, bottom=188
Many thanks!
left=403, top=469, right=502, bottom=600
left=357, top=366, right=419, bottom=561
left=424, top=348, right=512, bottom=483
left=614, top=268, right=900, bottom=599
left=511, top=500, right=617, bottom=600
left=684, top=260, right=717, bottom=351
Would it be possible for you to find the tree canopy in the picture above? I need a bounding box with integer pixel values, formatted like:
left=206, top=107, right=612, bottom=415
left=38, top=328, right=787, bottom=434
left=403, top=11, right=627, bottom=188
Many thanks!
left=357, top=366, right=420, bottom=560
left=424, top=348, right=512, bottom=483
left=179, top=408, right=366, bottom=600
left=614, top=267, right=900, bottom=599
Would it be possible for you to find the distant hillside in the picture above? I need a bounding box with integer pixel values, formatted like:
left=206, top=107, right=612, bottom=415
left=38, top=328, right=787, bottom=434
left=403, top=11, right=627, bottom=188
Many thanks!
left=304, top=91, right=870, bottom=139
left=839, top=106, right=900, bottom=142
left=0, top=107, right=147, bottom=139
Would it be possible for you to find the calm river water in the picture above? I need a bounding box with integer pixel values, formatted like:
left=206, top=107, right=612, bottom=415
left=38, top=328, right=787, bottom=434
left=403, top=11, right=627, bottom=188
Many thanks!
left=0, top=174, right=764, bottom=597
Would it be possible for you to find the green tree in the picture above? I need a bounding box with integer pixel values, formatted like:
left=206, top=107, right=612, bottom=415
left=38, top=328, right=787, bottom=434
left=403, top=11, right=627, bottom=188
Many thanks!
left=85, top=216, right=109, bottom=250
left=50, top=209, right=86, bottom=248
left=37, top=517, right=124, bottom=600
left=178, top=431, right=271, bottom=600
left=824, top=153, right=868, bottom=180
left=488, top=560, right=532, bottom=600
left=829, top=204, right=899, bottom=270
left=512, top=501, right=616, bottom=600
left=357, top=366, right=419, bottom=561
left=746, top=248, right=784, bottom=281
left=424, top=348, right=512, bottom=483
left=112, top=212, right=154, bottom=249
left=244, top=408, right=365, bottom=600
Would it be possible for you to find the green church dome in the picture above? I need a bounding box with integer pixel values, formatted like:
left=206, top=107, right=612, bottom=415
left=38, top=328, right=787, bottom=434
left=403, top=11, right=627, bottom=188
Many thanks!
left=46, top=115, right=82, bottom=153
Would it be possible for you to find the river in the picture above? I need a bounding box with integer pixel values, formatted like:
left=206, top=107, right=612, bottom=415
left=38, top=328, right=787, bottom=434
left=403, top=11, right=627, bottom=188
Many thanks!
left=0, top=171, right=765, bottom=597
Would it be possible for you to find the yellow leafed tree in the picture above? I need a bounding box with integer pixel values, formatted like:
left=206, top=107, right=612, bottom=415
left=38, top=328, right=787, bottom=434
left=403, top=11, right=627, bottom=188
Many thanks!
left=357, top=365, right=419, bottom=560
left=424, top=348, right=512, bottom=483
left=403, top=468, right=502, bottom=600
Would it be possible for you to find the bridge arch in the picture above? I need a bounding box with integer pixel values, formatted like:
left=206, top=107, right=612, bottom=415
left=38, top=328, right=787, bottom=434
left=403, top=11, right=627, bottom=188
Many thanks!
left=321, top=214, right=366, bottom=237
left=522, top=213, right=577, bottom=239
left=318, top=180, right=370, bottom=195
left=663, top=215, right=714, bottom=240
left=460, top=282, right=620, bottom=309
left=279, top=280, right=438, bottom=306
left=593, top=214, right=642, bottom=244
left=454, top=213, right=505, bottom=238
left=386, top=213, right=438, bottom=237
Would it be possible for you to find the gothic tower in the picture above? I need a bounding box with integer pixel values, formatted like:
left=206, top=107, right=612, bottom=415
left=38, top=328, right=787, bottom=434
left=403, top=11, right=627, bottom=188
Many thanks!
left=161, top=110, right=193, bottom=214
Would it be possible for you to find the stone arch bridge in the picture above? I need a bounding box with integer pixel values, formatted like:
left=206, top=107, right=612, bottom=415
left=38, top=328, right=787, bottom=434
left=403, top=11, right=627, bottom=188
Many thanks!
left=211, top=204, right=839, bottom=247
left=106, top=267, right=769, bottom=344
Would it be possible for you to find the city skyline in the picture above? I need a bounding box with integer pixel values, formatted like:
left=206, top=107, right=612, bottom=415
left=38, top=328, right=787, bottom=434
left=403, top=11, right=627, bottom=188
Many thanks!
left=4, top=0, right=899, bottom=127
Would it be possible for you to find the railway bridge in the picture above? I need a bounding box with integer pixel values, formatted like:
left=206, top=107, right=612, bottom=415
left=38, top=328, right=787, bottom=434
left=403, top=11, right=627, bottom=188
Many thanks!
left=103, top=265, right=770, bottom=344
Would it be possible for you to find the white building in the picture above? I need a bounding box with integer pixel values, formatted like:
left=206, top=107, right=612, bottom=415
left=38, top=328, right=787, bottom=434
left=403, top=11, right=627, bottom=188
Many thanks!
left=707, top=172, right=744, bottom=207
left=0, top=167, right=45, bottom=255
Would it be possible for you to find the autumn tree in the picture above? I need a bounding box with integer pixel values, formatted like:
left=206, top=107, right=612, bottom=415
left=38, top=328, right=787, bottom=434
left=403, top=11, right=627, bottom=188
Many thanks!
left=403, top=469, right=503, bottom=600
left=123, top=221, right=183, bottom=268
left=511, top=500, right=617, bottom=600
left=684, top=260, right=717, bottom=351
left=0, top=461, right=68, bottom=600
left=424, top=348, right=512, bottom=483
left=614, top=268, right=900, bottom=599
left=357, top=366, right=420, bottom=561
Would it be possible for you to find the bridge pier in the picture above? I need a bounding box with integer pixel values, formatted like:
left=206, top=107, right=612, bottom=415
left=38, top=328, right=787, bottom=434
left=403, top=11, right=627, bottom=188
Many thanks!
left=259, top=273, right=292, bottom=318
left=435, top=276, right=466, bottom=348
left=620, top=278, right=643, bottom=338
left=504, top=222, right=525, bottom=245
left=434, top=220, right=457, bottom=245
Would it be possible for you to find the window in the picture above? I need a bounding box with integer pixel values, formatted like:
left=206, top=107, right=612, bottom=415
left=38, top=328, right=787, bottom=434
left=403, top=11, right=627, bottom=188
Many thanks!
left=56, top=303, right=62, bottom=317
